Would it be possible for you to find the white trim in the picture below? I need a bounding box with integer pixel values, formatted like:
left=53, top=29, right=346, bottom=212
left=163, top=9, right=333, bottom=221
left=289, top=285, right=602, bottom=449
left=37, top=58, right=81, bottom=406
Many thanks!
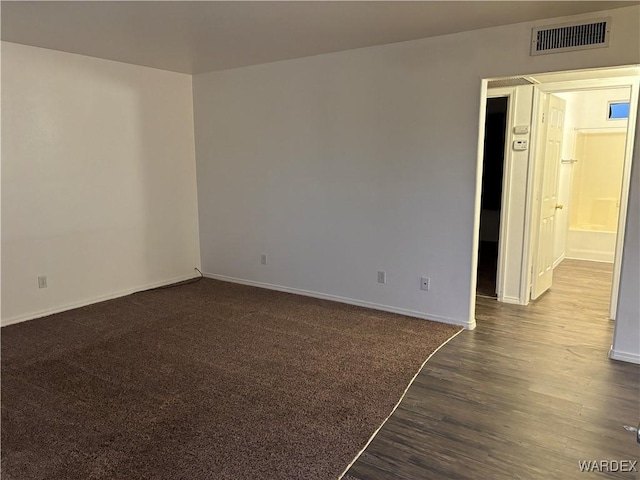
left=610, top=78, right=639, bottom=320
left=1, top=272, right=199, bottom=327
left=203, top=272, right=476, bottom=330
left=568, top=227, right=618, bottom=234
left=522, top=87, right=543, bottom=305
left=609, top=347, right=640, bottom=364
left=565, top=250, right=614, bottom=264
left=501, top=295, right=524, bottom=305
left=552, top=253, right=566, bottom=269
left=607, top=99, right=631, bottom=121
left=468, top=79, right=489, bottom=327
left=534, top=76, right=640, bottom=93
left=575, top=126, right=627, bottom=134
left=338, top=328, right=464, bottom=479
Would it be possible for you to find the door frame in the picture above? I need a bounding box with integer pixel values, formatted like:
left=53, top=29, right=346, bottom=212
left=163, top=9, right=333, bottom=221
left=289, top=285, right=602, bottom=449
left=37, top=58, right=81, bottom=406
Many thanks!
left=472, top=68, right=640, bottom=328
left=524, top=76, right=639, bottom=316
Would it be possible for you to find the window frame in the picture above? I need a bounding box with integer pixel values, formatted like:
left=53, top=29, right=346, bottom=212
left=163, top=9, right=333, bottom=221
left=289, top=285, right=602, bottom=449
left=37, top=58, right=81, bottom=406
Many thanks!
left=607, top=100, right=631, bottom=120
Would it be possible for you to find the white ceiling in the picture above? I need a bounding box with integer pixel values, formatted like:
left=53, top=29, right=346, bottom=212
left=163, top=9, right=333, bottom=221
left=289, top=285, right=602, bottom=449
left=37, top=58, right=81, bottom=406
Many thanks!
left=2, top=1, right=637, bottom=74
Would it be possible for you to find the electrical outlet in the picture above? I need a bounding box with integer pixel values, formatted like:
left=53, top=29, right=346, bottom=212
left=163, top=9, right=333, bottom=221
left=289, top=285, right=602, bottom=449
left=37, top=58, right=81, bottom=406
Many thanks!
left=260, top=254, right=267, bottom=265
left=377, top=271, right=386, bottom=284
left=420, top=277, right=431, bottom=291
left=38, top=275, right=48, bottom=289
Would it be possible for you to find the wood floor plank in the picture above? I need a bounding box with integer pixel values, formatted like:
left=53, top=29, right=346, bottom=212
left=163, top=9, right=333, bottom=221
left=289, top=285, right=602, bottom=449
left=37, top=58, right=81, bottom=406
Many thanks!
left=345, top=259, right=640, bottom=479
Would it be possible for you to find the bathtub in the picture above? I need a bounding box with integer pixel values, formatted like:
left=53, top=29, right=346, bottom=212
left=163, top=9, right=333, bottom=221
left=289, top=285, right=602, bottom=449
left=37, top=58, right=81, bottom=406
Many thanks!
left=566, top=226, right=617, bottom=263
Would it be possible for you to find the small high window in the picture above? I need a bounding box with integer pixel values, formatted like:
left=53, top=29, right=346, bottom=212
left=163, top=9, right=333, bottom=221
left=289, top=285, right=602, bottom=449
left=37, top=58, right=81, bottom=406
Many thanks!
left=608, top=102, right=630, bottom=120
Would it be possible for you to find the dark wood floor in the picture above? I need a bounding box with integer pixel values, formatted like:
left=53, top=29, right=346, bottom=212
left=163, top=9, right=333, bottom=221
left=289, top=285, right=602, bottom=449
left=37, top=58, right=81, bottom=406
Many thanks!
left=345, top=259, right=640, bottom=479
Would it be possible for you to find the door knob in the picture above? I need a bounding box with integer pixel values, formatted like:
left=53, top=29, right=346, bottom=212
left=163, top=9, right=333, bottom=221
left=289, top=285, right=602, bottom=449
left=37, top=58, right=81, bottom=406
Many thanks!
left=555, top=204, right=564, bottom=210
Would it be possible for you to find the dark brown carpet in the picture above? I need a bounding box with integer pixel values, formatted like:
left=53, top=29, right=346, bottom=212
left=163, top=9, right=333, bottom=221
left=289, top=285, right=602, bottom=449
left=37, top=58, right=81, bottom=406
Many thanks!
left=2, top=279, right=460, bottom=480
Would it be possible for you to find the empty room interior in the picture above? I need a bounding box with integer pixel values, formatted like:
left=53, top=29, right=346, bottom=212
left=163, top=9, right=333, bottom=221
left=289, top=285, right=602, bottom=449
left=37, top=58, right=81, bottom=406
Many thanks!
left=2, top=2, right=640, bottom=479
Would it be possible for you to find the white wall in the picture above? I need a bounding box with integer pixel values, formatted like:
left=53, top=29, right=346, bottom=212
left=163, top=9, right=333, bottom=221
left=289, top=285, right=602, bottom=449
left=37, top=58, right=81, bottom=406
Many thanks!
left=566, top=88, right=631, bottom=131
left=1, top=42, right=201, bottom=325
left=193, top=6, right=640, bottom=328
left=554, top=88, right=630, bottom=264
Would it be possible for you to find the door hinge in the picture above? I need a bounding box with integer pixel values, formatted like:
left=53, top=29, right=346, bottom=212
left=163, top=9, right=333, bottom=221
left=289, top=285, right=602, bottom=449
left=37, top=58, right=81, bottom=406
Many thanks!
left=542, top=112, right=545, bottom=124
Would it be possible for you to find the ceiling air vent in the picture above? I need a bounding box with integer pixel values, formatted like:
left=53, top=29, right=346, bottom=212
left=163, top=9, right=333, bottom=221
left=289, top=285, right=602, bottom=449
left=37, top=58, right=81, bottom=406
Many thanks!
left=531, top=18, right=610, bottom=56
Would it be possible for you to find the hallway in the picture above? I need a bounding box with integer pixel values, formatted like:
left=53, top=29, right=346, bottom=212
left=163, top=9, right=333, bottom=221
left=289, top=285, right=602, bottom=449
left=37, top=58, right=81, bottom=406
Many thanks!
left=346, top=260, right=640, bottom=479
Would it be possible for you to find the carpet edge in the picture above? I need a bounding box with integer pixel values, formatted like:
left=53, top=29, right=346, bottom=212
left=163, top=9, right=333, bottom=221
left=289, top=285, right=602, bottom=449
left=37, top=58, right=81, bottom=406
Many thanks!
left=337, top=327, right=464, bottom=479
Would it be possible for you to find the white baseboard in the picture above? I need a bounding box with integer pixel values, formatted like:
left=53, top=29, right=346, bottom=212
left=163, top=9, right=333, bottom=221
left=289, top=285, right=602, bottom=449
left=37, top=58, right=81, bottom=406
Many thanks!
left=552, top=253, right=565, bottom=269
left=500, top=295, right=524, bottom=305
left=1, top=272, right=199, bottom=327
left=566, top=250, right=614, bottom=263
left=609, top=347, right=640, bottom=364
left=203, top=272, right=475, bottom=330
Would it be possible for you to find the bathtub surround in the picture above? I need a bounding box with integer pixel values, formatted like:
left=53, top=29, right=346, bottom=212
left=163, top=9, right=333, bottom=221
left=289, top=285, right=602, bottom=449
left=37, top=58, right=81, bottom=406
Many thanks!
left=555, top=88, right=630, bottom=265
left=568, top=130, right=626, bottom=262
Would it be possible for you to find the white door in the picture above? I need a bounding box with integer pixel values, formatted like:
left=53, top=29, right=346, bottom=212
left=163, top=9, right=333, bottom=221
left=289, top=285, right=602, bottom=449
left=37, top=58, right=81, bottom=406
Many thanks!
left=532, top=94, right=565, bottom=300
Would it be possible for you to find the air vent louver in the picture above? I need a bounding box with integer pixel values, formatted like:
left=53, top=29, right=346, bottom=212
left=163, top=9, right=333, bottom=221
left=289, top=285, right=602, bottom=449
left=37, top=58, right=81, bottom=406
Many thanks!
left=488, top=77, right=535, bottom=88
left=531, top=18, right=610, bottom=56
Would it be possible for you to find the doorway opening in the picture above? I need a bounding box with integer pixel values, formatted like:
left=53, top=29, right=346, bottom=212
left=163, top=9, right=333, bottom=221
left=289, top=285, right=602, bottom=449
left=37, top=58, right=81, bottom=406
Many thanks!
left=529, top=87, right=631, bottom=313
left=477, top=97, right=508, bottom=298
left=550, top=88, right=630, bottom=299
left=472, top=66, right=639, bottom=339
left=528, top=79, right=637, bottom=321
